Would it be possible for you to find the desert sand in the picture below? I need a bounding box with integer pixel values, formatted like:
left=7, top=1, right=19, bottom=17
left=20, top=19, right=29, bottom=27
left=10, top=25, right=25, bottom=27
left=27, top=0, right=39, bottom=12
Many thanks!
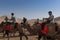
left=0, top=33, right=43, bottom=40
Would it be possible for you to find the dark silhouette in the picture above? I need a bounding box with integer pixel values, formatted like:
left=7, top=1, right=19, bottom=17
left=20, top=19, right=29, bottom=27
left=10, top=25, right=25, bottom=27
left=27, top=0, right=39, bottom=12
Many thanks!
left=10, top=13, right=16, bottom=24
left=18, top=17, right=28, bottom=40
left=13, top=22, right=18, bottom=36
left=38, top=22, right=48, bottom=40
left=23, top=17, right=27, bottom=23
left=3, top=22, right=11, bottom=40
left=5, top=16, right=8, bottom=23
left=54, top=23, right=60, bottom=35
left=18, top=23, right=28, bottom=40
left=45, top=11, right=54, bottom=24
left=34, top=19, right=40, bottom=24
left=55, top=23, right=59, bottom=32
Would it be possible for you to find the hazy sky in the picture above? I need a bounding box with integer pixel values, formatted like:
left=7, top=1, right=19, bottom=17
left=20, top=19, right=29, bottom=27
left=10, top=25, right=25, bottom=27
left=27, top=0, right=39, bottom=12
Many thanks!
left=0, top=0, right=60, bottom=19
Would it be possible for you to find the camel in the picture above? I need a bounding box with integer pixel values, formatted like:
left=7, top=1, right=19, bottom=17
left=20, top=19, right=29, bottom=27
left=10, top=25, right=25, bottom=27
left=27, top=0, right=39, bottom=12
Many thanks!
left=0, top=21, right=60, bottom=40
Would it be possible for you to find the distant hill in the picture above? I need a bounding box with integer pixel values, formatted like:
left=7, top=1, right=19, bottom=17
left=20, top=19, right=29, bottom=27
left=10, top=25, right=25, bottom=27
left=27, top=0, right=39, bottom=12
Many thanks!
left=55, top=16, right=60, bottom=24
left=28, top=19, right=42, bottom=26
left=55, top=17, right=60, bottom=21
left=0, top=16, right=22, bottom=23
left=0, top=16, right=5, bottom=23
left=0, top=16, right=42, bottom=25
left=0, top=16, right=60, bottom=25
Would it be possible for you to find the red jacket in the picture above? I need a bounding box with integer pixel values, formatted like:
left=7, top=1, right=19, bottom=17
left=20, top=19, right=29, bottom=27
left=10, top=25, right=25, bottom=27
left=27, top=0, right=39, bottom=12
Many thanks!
left=5, top=24, right=11, bottom=30
left=41, top=25, right=48, bottom=34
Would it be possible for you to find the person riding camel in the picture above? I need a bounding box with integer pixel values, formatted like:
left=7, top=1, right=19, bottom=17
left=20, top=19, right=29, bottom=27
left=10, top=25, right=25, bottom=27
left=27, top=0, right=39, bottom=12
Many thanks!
left=34, top=19, right=40, bottom=28
left=34, top=19, right=41, bottom=34
left=22, top=17, right=28, bottom=28
left=5, top=16, right=8, bottom=23
left=34, top=18, right=40, bottom=24
left=48, top=11, right=54, bottom=22
left=23, top=17, right=27, bottom=23
left=36, top=19, right=40, bottom=26
left=38, top=11, right=54, bottom=40
left=10, top=13, right=16, bottom=24
left=45, top=11, right=54, bottom=24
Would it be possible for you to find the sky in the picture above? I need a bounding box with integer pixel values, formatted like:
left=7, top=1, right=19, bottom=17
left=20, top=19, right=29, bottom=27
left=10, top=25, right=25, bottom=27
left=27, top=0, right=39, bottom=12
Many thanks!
left=0, top=0, right=60, bottom=19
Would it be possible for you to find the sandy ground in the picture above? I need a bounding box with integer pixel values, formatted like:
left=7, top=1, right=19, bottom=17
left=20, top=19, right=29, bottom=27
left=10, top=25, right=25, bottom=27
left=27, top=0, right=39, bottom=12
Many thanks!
left=0, top=35, right=42, bottom=40
left=3, top=36, right=38, bottom=40
left=0, top=33, right=43, bottom=40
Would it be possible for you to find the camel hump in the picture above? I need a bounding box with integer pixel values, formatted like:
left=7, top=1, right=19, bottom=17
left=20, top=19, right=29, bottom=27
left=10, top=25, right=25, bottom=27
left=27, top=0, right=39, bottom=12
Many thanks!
left=47, top=23, right=56, bottom=36
left=47, top=23, right=55, bottom=27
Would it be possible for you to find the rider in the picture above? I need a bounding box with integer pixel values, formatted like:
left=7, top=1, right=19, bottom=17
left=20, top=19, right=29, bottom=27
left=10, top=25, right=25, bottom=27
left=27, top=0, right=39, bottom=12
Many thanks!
left=45, top=11, right=54, bottom=24
left=34, top=18, right=40, bottom=25
left=38, top=11, right=54, bottom=40
left=10, top=13, right=16, bottom=25
left=5, top=16, right=8, bottom=23
left=48, top=11, right=54, bottom=22
left=36, top=19, right=40, bottom=24
left=23, top=17, right=27, bottom=23
left=22, top=17, right=27, bottom=27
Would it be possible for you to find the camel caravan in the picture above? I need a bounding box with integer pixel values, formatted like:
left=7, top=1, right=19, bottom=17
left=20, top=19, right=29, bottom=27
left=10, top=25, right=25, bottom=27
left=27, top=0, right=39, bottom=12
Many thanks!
left=0, top=11, right=60, bottom=40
